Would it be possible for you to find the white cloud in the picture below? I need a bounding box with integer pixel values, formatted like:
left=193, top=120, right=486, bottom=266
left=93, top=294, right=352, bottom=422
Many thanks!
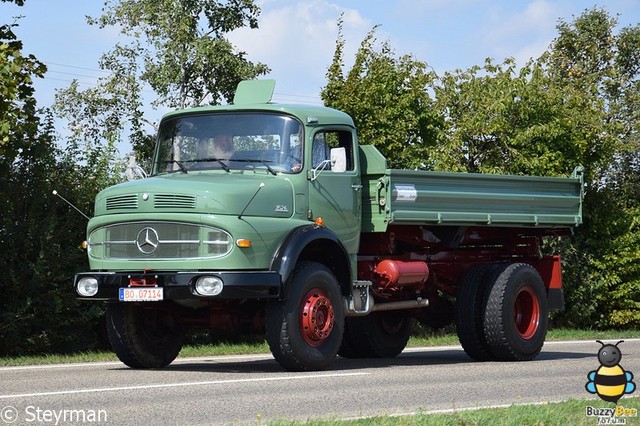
left=228, top=0, right=371, bottom=103
left=479, top=0, right=559, bottom=64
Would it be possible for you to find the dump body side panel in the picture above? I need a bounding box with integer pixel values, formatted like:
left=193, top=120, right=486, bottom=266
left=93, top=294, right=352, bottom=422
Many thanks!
left=360, top=145, right=583, bottom=232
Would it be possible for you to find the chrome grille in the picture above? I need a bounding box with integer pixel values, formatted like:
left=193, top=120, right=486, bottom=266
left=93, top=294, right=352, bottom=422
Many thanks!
left=88, top=221, right=232, bottom=260
left=106, top=195, right=138, bottom=210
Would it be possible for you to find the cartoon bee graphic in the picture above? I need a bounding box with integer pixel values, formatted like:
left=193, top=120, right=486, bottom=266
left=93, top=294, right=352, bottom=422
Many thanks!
left=586, top=340, right=636, bottom=403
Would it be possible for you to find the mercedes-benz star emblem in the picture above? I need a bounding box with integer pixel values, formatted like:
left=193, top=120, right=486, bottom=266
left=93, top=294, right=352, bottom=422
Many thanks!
left=136, top=227, right=160, bottom=255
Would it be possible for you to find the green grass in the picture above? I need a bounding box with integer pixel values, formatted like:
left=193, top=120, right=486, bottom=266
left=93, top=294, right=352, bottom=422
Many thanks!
left=545, top=328, right=640, bottom=341
left=1, top=328, right=638, bottom=367
left=405, top=326, right=640, bottom=348
left=0, top=340, right=269, bottom=367
left=268, top=398, right=640, bottom=425
left=179, top=339, right=271, bottom=358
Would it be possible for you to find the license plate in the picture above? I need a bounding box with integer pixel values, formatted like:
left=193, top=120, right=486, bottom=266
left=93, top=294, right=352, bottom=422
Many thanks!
left=119, top=287, right=164, bottom=302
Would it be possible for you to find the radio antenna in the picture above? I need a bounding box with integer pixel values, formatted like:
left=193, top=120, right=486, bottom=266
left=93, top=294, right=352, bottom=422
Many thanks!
left=52, top=190, right=91, bottom=220
left=238, top=183, right=265, bottom=220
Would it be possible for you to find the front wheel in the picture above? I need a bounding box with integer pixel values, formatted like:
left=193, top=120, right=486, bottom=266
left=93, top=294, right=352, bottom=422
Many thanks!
left=483, top=263, right=548, bottom=361
left=265, top=261, right=345, bottom=371
left=106, top=303, right=184, bottom=368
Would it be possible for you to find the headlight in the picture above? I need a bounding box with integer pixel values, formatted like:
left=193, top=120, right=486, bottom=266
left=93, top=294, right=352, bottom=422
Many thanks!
left=77, top=277, right=99, bottom=297
left=195, top=276, right=224, bottom=296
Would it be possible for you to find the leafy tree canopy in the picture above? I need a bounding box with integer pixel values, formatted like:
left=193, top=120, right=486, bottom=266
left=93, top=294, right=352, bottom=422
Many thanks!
left=322, top=18, right=441, bottom=170
left=0, top=2, right=119, bottom=355
left=0, top=21, right=46, bottom=159
left=541, top=8, right=640, bottom=328
left=54, top=0, right=270, bottom=169
left=87, top=0, right=269, bottom=109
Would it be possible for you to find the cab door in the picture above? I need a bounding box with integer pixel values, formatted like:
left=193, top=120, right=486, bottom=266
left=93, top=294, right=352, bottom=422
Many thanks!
left=307, top=128, right=362, bottom=255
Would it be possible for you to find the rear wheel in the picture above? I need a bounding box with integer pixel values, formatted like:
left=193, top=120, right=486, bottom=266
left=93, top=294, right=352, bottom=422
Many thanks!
left=265, top=261, right=344, bottom=371
left=455, top=264, right=505, bottom=361
left=339, top=311, right=413, bottom=358
left=337, top=318, right=365, bottom=358
left=483, top=263, right=548, bottom=361
left=106, top=303, right=184, bottom=368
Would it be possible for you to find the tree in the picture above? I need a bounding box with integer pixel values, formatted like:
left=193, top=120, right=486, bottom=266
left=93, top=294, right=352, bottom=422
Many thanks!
left=321, top=21, right=599, bottom=179
left=53, top=0, right=271, bottom=168
left=321, top=18, right=441, bottom=170
left=431, top=57, right=603, bottom=177
left=541, top=8, right=640, bottom=328
left=0, top=4, right=119, bottom=354
left=0, top=0, right=25, bottom=6
left=89, top=0, right=269, bottom=109
left=0, top=21, right=46, bottom=159
left=0, top=111, right=114, bottom=356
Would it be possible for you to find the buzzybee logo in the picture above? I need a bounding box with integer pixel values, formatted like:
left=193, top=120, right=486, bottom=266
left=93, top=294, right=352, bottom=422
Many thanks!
left=585, top=340, right=636, bottom=403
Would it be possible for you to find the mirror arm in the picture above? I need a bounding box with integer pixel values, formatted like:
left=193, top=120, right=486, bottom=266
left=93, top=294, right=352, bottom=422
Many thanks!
left=310, top=159, right=334, bottom=181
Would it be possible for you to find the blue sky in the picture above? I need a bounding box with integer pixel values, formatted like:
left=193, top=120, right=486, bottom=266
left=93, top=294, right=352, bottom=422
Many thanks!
left=4, top=0, right=640, bottom=152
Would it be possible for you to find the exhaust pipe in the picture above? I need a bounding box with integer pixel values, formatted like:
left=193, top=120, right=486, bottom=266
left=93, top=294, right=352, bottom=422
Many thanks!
left=345, top=280, right=429, bottom=316
left=372, top=298, right=429, bottom=312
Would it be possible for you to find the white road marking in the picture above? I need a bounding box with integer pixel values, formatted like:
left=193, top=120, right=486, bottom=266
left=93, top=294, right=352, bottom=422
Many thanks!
left=0, top=371, right=370, bottom=399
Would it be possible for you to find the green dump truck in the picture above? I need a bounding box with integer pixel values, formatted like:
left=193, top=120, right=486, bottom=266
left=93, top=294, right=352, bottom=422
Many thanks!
left=74, top=80, right=584, bottom=371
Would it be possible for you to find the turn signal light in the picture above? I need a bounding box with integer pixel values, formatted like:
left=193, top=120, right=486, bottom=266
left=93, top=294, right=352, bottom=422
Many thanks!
left=236, top=239, right=252, bottom=248
left=314, top=217, right=325, bottom=227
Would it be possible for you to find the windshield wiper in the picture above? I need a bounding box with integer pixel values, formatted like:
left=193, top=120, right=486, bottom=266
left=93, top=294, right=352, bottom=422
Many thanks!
left=191, top=157, right=230, bottom=172
left=232, top=159, right=277, bottom=176
left=162, top=160, right=188, bottom=174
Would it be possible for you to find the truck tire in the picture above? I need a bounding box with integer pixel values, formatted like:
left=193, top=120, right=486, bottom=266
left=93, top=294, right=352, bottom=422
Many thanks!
left=483, top=263, right=548, bottom=361
left=265, top=261, right=345, bottom=371
left=455, top=264, right=505, bottom=361
left=106, top=303, right=184, bottom=369
left=337, top=317, right=365, bottom=358
left=339, top=311, right=413, bottom=358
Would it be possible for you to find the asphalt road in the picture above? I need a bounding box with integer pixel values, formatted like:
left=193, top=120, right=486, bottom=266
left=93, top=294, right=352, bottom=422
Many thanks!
left=1, top=339, right=639, bottom=425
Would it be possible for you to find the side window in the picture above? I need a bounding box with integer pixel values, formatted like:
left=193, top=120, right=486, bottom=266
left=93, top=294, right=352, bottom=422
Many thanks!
left=311, top=133, right=329, bottom=168
left=312, top=130, right=354, bottom=171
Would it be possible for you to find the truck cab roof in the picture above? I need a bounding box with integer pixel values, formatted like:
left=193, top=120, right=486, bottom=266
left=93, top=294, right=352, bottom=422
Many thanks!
left=160, top=79, right=355, bottom=129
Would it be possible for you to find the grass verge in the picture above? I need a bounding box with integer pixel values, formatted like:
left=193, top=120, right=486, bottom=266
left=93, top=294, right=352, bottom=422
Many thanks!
left=268, top=397, right=640, bottom=426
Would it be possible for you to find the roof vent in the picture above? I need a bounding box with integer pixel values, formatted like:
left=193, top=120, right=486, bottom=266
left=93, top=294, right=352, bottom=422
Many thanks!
left=233, top=79, right=276, bottom=105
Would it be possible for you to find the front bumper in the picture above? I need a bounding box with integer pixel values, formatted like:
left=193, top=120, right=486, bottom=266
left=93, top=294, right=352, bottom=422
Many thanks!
left=74, top=271, right=282, bottom=301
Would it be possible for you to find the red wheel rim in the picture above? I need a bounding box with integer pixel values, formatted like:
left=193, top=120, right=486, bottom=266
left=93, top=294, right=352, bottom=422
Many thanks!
left=300, top=288, right=335, bottom=347
left=513, top=286, right=540, bottom=339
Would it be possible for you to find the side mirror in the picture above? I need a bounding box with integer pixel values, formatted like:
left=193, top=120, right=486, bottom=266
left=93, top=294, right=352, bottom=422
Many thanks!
left=126, top=155, right=148, bottom=180
left=331, top=147, right=347, bottom=173
left=310, top=147, right=347, bottom=181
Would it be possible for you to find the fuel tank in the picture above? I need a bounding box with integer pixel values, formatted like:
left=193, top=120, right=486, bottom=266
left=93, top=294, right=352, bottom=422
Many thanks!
left=372, top=259, right=430, bottom=289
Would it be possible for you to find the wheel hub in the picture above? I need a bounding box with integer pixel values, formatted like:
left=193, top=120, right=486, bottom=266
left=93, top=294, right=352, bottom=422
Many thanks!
left=300, top=289, right=335, bottom=347
left=513, top=286, right=540, bottom=339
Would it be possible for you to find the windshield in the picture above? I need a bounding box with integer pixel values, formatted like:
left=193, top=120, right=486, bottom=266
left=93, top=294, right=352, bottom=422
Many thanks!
left=153, top=112, right=303, bottom=175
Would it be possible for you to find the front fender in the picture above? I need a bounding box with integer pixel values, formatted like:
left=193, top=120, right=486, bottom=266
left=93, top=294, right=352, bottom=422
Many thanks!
left=270, top=225, right=352, bottom=299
